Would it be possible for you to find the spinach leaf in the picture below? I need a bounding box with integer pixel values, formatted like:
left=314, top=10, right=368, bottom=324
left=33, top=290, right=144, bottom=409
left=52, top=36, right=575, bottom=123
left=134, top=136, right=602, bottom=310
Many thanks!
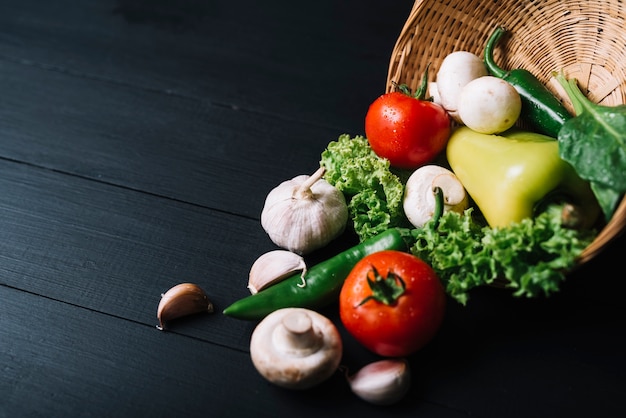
left=555, top=71, right=626, bottom=220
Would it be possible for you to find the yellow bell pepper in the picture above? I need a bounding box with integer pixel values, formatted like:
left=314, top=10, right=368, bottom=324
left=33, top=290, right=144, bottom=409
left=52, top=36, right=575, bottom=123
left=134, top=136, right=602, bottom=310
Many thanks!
left=446, top=127, right=600, bottom=228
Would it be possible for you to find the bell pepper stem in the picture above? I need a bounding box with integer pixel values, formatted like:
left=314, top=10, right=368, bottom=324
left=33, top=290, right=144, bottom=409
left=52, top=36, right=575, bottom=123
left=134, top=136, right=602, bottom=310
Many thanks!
left=356, top=265, right=406, bottom=307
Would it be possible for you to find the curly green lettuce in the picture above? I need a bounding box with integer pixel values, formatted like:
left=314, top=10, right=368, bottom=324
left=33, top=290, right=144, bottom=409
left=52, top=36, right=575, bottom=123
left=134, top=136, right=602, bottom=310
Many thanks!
left=320, top=134, right=407, bottom=240
left=409, top=206, right=595, bottom=304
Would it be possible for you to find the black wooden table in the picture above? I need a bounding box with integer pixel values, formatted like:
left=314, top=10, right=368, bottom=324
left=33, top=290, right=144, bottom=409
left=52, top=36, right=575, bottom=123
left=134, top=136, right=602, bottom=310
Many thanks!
left=1, top=1, right=625, bottom=417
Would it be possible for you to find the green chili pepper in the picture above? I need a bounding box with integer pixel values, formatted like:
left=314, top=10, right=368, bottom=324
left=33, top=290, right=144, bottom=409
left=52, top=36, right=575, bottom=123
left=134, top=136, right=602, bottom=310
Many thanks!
left=484, top=26, right=572, bottom=138
left=223, top=228, right=413, bottom=320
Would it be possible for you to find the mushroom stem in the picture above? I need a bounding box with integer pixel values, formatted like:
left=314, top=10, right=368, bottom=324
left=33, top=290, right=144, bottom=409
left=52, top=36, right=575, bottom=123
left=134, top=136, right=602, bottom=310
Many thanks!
left=272, top=310, right=322, bottom=357
left=250, top=308, right=343, bottom=390
left=293, top=166, right=326, bottom=199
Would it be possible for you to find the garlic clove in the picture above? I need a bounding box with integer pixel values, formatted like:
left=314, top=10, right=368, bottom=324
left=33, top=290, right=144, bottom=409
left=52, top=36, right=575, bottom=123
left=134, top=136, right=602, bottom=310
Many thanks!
left=248, top=250, right=307, bottom=294
left=156, top=283, right=214, bottom=331
left=347, top=358, right=411, bottom=405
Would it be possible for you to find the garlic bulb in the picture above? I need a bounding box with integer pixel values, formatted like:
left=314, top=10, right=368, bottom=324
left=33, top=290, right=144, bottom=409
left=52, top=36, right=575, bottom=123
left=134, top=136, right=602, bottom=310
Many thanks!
left=260, top=166, right=348, bottom=255
left=248, top=250, right=307, bottom=294
left=347, top=358, right=411, bottom=405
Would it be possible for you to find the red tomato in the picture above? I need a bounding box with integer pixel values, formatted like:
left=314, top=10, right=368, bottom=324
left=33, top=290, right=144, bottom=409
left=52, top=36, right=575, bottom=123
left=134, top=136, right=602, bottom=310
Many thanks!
left=365, top=91, right=450, bottom=169
left=339, top=250, right=446, bottom=357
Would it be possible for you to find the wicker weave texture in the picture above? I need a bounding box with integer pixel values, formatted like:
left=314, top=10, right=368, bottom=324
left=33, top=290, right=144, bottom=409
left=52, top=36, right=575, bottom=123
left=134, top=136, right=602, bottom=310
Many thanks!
left=386, top=0, right=626, bottom=263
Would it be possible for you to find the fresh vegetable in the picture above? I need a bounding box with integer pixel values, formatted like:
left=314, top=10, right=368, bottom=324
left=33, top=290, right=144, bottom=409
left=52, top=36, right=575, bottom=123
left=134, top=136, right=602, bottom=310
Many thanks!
left=484, top=26, right=572, bottom=137
left=320, top=134, right=407, bottom=241
left=446, top=126, right=600, bottom=229
left=156, top=283, right=214, bottom=331
left=555, top=71, right=626, bottom=221
left=249, top=308, right=342, bottom=390
left=457, top=75, right=522, bottom=134
left=247, top=250, right=307, bottom=295
left=410, top=205, right=596, bottom=305
left=339, top=250, right=446, bottom=357
left=260, top=166, right=348, bottom=255
left=403, top=165, right=468, bottom=228
left=346, top=358, right=411, bottom=405
left=433, top=50, right=488, bottom=123
left=223, top=228, right=413, bottom=320
left=364, top=69, right=451, bottom=169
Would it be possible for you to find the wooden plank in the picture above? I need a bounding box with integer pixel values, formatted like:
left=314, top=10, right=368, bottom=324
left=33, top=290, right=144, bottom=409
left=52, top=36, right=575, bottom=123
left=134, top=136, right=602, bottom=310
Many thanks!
left=3, top=158, right=623, bottom=415
left=416, top=282, right=626, bottom=417
left=0, top=0, right=413, bottom=131
left=0, top=57, right=341, bottom=219
left=1, top=286, right=468, bottom=418
left=2, top=269, right=624, bottom=417
left=0, top=158, right=270, bottom=348
left=1, top=1, right=625, bottom=416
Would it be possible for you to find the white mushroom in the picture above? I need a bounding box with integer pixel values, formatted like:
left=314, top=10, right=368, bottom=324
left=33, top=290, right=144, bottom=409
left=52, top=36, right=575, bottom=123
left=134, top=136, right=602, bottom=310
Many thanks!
left=435, top=51, right=488, bottom=123
left=457, top=75, right=522, bottom=134
left=403, top=165, right=469, bottom=228
left=428, top=81, right=441, bottom=104
left=249, top=308, right=343, bottom=390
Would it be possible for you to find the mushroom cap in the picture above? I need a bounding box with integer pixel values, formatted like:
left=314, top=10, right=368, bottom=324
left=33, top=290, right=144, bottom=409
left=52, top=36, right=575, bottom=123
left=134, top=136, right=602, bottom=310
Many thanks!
left=436, top=51, right=488, bottom=123
left=403, top=165, right=469, bottom=228
left=250, top=308, right=343, bottom=390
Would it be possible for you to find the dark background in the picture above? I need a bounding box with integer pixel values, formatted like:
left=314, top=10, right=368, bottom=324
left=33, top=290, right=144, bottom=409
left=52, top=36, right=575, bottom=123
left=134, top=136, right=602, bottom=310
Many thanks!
left=1, top=1, right=624, bottom=417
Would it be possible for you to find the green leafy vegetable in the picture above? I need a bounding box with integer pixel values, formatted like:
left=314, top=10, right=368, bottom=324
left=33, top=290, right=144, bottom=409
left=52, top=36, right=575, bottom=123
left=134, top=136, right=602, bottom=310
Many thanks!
left=409, top=206, right=595, bottom=305
left=320, top=133, right=596, bottom=305
left=555, top=71, right=626, bottom=220
left=320, top=134, right=407, bottom=240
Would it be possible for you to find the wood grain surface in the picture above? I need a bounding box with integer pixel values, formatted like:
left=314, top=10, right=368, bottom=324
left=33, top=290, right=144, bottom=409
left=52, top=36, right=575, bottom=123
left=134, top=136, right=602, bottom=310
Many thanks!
left=1, top=1, right=624, bottom=417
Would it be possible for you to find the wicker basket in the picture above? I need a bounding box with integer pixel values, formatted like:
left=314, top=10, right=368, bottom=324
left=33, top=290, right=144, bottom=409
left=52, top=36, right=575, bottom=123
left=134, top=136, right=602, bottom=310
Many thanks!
left=386, top=0, right=626, bottom=264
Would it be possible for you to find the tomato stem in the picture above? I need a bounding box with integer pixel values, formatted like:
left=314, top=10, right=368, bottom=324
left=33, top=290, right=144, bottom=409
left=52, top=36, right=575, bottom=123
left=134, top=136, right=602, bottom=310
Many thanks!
left=414, top=63, right=431, bottom=101
left=357, top=265, right=406, bottom=306
left=391, top=63, right=433, bottom=101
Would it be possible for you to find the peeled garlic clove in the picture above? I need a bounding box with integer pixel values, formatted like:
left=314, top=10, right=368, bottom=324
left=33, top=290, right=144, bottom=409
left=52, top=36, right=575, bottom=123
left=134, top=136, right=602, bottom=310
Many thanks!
left=156, top=283, right=214, bottom=331
left=348, top=358, right=411, bottom=405
left=260, top=166, right=348, bottom=255
left=248, top=250, right=307, bottom=294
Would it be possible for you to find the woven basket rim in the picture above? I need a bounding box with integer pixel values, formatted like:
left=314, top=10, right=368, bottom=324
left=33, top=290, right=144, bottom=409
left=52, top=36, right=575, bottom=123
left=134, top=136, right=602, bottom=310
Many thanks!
left=386, top=0, right=626, bottom=264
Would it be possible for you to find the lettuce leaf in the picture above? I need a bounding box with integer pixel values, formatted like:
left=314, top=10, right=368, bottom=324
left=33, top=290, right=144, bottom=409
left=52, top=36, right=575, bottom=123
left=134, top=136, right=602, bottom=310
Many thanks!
left=320, top=134, right=594, bottom=304
left=410, top=206, right=595, bottom=304
left=320, top=134, right=407, bottom=240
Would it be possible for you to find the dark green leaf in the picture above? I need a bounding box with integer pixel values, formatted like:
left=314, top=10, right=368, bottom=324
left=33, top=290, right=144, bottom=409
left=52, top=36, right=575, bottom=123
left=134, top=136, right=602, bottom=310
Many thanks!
left=558, top=105, right=626, bottom=190
left=555, top=71, right=626, bottom=220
